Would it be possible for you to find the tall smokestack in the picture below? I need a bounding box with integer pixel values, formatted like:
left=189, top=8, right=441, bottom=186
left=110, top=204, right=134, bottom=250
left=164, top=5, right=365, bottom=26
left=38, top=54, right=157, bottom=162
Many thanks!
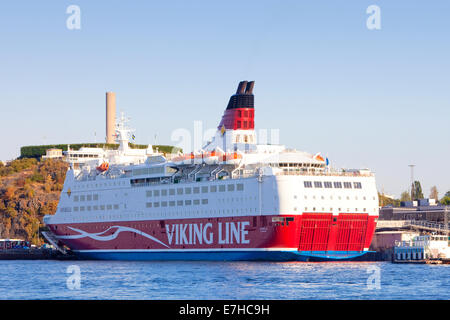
left=106, top=92, right=116, bottom=144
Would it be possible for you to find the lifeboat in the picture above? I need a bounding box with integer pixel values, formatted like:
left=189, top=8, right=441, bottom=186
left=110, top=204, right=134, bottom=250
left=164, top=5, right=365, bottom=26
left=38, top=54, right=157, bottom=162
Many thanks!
left=221, top=152, right=242, bottom=165
left=313, top=153, right=325, bottom=162
left=96, top=162, right=109, bottom=172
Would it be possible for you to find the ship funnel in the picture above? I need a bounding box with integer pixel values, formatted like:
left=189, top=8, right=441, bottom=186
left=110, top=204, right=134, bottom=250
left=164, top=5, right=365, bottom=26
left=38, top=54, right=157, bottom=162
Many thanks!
left=245, top=81, right=254, bottom=94
left=236, top=81, right=248, bottom=94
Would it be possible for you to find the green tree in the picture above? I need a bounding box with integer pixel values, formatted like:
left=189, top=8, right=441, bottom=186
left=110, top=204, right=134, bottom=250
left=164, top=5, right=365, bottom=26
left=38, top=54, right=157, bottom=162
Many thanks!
left=412, top=180, right=424, bottom=200
left=441, top=196, right=450, bottom=205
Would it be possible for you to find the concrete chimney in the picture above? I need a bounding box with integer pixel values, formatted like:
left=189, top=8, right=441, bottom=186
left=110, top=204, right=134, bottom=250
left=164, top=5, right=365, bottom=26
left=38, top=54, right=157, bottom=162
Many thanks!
left=106, top=92, right=116, bottom=144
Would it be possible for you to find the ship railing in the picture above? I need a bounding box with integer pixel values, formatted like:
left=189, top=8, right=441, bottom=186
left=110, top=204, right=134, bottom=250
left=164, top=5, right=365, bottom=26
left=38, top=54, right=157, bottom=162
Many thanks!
left=274, top=171, right=374, bottom=177
left=405, top=220, right=450, bottom=231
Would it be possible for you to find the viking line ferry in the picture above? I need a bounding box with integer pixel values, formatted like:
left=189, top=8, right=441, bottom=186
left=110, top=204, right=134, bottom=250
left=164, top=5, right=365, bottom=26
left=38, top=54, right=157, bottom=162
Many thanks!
left=44, top=81, right=379, bottom=261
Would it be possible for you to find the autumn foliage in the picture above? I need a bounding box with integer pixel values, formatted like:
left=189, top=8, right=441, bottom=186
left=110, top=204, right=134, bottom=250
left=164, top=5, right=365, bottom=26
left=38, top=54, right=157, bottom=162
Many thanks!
left=0, top=158, right=68, bottom=245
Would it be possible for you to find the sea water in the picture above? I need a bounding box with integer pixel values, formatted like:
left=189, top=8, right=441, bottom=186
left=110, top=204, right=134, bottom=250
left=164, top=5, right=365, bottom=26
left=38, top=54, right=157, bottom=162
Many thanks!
left=0, top=260, right=448, bottom=299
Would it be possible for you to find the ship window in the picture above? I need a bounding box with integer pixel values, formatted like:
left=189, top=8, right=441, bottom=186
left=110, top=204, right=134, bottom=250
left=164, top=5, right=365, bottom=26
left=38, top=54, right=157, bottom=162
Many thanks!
left=185, top=187, right=192, bottom=194
left=177, top=188, right=183, bottom=195
left=146, top=202, right=152, bottom=208
left=87, top=195, right=92, bottom=201
left=73, top=207, right=79, bottom=212
left=161, top=201, right=167, bottom=207
left=210, top=185, right=217, bottom=192
left=219, top=185, right=226, bottom=192
left=93, top=205, right=98, bottom=210
left=74, top=195, right=79, bottom=202
left=169, top=189, right=175, bottom=195
left=324, top=182, right=332, bottom=188
left=161, top=189, right=167, bottom=196
left=314, top=181, right=323, bottom=188
left=80, top=206, right=85, bottom=212
left=113, top=204, right=119, bottom=210
left=169, top=201, right=175, bottom=207
left=93, top=194, right=99, bottom=201
left=177, top=200, right=183, bottom=206
left=146, top=190, right=152, bottom=197
left=333, top=182, right=342, bottom=188
left=202, top=199, right=208, bottom=205
left=304, top=181, right=312, bottom=188
left=80, top=195, right=85, bottom=201
left=344, top=182, right=352, bottom=189
left=201, top=186, right=208, bottom=193
left=354, top=182, right=362, bottom=189
left=107, top=204, right=112, bottom=210
left=193, top=187, right=200, bottom=194
left=153, top=202, right=160, bottom=208
left=100, top=205, right=105, bottom=210
left=154, top=190, right=160, bottom=196
left=193, top=199, right=200, bottom=205
left=237, top=183, right=244, bottom=191
left=185, top=200, right=192, bottom=206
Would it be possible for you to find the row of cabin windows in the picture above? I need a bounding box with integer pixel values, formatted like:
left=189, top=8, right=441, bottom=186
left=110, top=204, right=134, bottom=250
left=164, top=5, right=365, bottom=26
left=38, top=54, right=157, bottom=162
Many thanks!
left=146, top=183, right=244, bottom=197
left=236, top=120, right=254, bottom=129
left=146, top=199, right=208, bottom=208
left=74, top=194, right=99, bottom=202
left=271, top=163, right=324, bottom=168
left=303, top=195, right=374, bottom=201
left=304, top=181, right=362, bottom=189
left=237, top=110, right=254, bottom=118
left=302, top=207, right=369, bottom=212
left=73, top=204, right=119, bottom=212
left=73, top=180, right=127, bottom=189
left=235, top=134, right=254, bottom=143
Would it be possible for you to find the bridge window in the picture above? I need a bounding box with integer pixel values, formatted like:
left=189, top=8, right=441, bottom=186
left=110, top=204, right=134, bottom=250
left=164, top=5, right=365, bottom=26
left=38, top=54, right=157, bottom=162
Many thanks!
left=314, top=181, right=323, bottom=188
left=354, top=182, right=362, bottom=189
left=344, top=182, right=352, bottom=189
left=324, top=182, right=332, bottom=188
left=304, top=181, right=312, bottom=188
left=333, top=182, right=342, bottom=188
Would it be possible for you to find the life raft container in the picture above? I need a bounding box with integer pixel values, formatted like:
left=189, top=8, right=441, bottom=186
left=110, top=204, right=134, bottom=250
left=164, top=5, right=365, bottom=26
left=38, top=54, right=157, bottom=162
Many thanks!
left=96, top=162, right=109, bottom=172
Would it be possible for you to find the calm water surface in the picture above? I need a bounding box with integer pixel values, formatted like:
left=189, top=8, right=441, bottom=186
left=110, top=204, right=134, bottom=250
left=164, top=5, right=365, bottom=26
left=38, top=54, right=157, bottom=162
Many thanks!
left=0, top=260, right=448, bottom=299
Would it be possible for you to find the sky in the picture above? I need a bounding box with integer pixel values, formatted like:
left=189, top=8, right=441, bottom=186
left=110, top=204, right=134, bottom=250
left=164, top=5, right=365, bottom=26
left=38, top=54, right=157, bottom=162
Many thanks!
left=0, top=1, right=449, bottom=198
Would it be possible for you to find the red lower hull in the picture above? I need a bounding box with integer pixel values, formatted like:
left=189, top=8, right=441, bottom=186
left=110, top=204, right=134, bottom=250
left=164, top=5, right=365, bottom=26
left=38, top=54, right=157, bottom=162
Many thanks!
left=48, top=213, right=378, bottom=259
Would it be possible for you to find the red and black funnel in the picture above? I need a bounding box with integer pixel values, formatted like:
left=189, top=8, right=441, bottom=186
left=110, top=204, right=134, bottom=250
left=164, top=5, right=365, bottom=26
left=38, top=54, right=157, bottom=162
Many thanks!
left=218, top=81, right=255, bottom=131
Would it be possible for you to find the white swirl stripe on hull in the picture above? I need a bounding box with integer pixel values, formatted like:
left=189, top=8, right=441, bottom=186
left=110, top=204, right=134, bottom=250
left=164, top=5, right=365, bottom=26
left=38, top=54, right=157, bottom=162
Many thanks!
left=57, top=226, right=170, bottom=248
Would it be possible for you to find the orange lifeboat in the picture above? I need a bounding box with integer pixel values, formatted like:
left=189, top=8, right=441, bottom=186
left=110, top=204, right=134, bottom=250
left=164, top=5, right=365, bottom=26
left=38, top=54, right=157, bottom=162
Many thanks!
left=96, top=162, right=109, bottom=172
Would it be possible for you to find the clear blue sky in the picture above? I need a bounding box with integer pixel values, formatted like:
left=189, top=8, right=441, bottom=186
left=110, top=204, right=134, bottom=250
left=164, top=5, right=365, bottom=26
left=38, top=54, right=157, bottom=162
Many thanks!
left=0, top=1, right=449, bottom=198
